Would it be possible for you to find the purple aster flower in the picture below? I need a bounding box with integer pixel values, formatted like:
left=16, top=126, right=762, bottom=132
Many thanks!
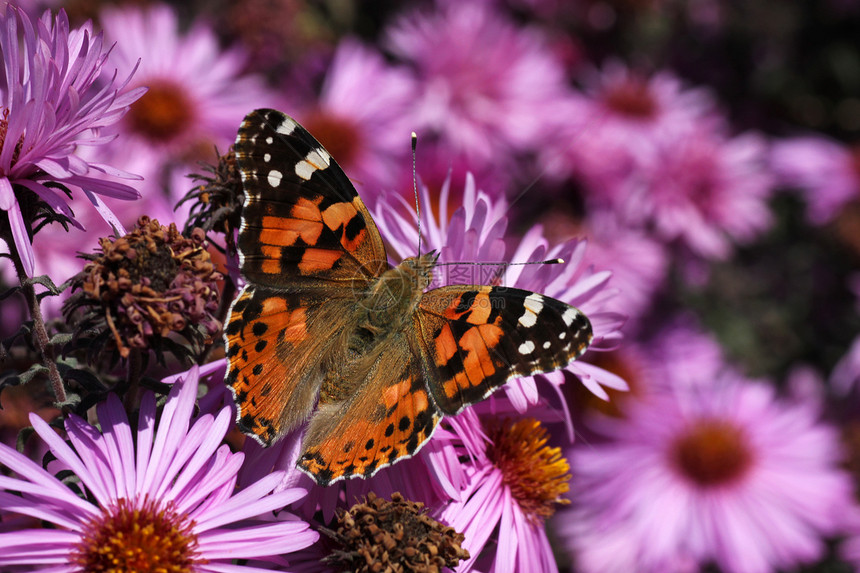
left=0, top=366, right=318, bottom=570
left=540, top=62, right=716, bottom=195
left=94, top=3, right=274, bottom=210
left=287, top=38, right=416, bottom=203
left=0, top=7, right=144, bottom=277
left=374, top=173, right=627, bottom=415
left=434, top=404, right=573, bottom=572
left=771, top=135, right=860, bottom=224
left=633, top=125, right=774, bottom=259
left=579, top=210, right=668, bottom=329
left=385, top=1, right=572, bottom=174
left=559, top=371, right=852, bottom=573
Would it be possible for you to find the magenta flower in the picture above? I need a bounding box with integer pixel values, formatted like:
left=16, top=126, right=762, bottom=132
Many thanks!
left=634, top=126, right=774, bottom=259
left=771, top=135, right=860, bottom=224
left=288, top=38, right=416, bottom=203
left=435, top=405, right=573, bottom=572
left=386, top=1, right=572, bottom=172
left=374, top=173, right=627, bottom=415
left=0, top=7, right=144, bottom=277
left=94, top=3, right=274, bottom=216
left=540, top=62, right=716, bottom=195
left=578, top=210, right=668, bottom=330
left=0, top=366, right=317, bottom=571
left=560, top=372, right=852, bottom=573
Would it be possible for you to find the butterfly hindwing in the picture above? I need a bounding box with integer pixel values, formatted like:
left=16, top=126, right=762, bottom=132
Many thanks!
left=233, top=108, right=387, bottom=289
left=416, top=286, right=593, bottom=415
left=298, top=340, right=441, bottom=486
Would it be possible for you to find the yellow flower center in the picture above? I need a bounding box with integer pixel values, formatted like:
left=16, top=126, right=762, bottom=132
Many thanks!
left=485, top=418, right=571, bottom=522
left=671, top=418, right=753, bottom=487
left=70, top=497, right=202, bottom=573
left=126, top=80, right=195, bottom=143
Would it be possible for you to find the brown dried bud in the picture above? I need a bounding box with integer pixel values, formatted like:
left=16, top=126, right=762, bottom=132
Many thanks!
left=323, top=492, right=469, bottom=573
left=65, top=216, right=222, bottom=361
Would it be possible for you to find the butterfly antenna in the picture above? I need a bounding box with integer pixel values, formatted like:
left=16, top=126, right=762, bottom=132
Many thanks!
left=435, top=258, right=565, bottom=267
left=412, top=131, right=422, bottom=257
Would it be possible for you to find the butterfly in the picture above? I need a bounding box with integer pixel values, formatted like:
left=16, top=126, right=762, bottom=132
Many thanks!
left=224, top=109, right=593, bottom=486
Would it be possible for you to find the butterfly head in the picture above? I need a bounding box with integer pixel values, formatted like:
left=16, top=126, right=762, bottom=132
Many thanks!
left=400, top=251, right=440, bottom=292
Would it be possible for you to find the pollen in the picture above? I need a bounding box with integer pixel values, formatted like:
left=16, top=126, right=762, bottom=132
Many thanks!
left=126, top=79, right=195, bottom=143
left=670, top=418, right=753, bottom=487
left=70, top=497, right=202, bottom=573
left=486, top=418, right=571, bottom=522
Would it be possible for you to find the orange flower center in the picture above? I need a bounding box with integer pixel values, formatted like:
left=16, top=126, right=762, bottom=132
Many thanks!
left=671, top=418, right=753, bottom=487
left=126, top=80, right=195, bottom=143
left=70, top=497, right=202, bottom=572
left=486, top=418, right=571, bottom=522
left=603, top=78, right=658, bottom=120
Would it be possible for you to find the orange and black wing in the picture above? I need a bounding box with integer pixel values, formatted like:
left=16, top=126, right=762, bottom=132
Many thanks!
left=297, top=341, right=441, bottom=486
left=416, top=286, right=593, bottom=415
left=224, top=287, right=355, bottom=445
left=233, top=108, right=388, bottom=290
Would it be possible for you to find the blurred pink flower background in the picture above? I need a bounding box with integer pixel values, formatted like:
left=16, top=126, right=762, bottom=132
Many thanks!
left=1, top=1, right=859, bottom=572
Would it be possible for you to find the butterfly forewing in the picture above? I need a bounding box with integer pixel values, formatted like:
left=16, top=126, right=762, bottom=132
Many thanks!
left=233, top=108, right=388, bottom=289
left=416, top=286, right=593, bottom=414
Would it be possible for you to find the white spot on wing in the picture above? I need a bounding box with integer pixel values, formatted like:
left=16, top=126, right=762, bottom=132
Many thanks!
left=518, top=293, right=544, bottom=327
left=543, top=341, right=551, bottom=349
left=295, top=148, right=331, bottom=181
left=267, top=170, right=282, bottom=187
left=263, top=153, right=271, bottom=162
left=559, top=331, right=567, bottom=340
left=276, top=117, right=298, bottom=135
left=295, top=161, right=315, bottom=181
left=562, top=307, right=579, bottom=327
left=265, top=136, right=273, bottom=144
left=519, top=341, right=535, bottom=355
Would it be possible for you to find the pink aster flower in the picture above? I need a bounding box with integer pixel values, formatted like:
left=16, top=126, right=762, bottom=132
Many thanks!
left=435, top=404, right=573, bottom=572
left=0, top=7, right=143, bottom=277
left=540, top=62, right=716, bottom=196
left=579, top=210, right=668, bottom=328
left=385, top=1, right=572, bottom=174
left=374, top=173, right=627, bottom=420
left=771, top=135, right=860, bottom=224
left=560, top=371, right=852, bottom=573
left=94, top=3, right=274, bottom=216
left=633, top=125, right=774, bottom=259
left=0, top=366, right=318, bottom=571
left=287, top=38, right=416, bottom=203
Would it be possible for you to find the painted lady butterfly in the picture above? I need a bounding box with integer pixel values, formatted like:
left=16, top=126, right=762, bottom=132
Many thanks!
left=224, top=109, right=593, bottom=486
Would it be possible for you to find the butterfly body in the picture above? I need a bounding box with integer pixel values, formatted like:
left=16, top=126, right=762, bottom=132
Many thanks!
left=225, top=109, right=593, bottom=486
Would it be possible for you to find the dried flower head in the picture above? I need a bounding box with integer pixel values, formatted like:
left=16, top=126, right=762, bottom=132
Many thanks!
left=323, top=492, right=469, bottom=573
left=65, top=216, right=222, bottom=361
left=180, top=148, right=244, bottom=252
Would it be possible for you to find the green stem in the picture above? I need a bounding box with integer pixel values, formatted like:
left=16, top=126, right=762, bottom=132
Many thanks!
left=11, top=257, right=66, bottom=404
